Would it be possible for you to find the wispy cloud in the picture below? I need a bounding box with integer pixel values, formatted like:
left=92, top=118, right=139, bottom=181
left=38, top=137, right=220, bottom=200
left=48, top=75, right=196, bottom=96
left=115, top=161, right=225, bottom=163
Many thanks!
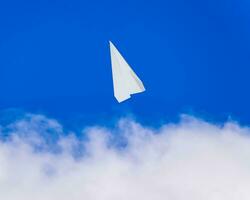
left=0, top=113, right=250, bottom=200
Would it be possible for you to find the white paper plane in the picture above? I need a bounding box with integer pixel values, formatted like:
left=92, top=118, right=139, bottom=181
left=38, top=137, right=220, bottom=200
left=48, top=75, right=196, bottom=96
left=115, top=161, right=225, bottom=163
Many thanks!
left=109, top=41, right=145, bottom=103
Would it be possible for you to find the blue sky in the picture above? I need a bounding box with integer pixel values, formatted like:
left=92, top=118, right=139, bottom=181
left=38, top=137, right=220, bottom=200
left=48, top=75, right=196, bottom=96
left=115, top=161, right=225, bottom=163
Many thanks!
left=1, top=0, right=250, bottom=127
left=2, top=1, right=250, bottom=198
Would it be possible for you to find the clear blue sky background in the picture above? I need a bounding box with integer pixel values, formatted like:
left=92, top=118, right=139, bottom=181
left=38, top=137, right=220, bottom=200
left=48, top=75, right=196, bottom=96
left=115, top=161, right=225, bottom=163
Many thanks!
left=1, top=0, right=250, bottom=128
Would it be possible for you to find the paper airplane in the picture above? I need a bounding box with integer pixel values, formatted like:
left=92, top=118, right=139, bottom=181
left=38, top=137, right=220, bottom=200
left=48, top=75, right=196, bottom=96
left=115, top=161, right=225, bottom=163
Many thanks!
left=109, top=41, right=145, bottom=103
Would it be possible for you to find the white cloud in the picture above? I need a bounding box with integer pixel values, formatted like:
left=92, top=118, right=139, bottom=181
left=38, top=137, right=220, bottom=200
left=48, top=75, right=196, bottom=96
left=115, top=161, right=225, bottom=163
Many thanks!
left=0, top=114, right=250, bottom=199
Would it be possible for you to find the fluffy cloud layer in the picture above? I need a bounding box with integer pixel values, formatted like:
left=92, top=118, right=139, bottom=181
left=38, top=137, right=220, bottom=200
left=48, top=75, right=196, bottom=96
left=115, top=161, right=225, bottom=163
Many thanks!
left=0, top=114, right=250, bottom=200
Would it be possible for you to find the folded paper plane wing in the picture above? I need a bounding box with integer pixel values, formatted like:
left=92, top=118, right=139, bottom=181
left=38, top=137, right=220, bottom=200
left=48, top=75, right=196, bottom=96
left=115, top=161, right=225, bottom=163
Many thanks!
left=109, top=41, right=145, bottom=103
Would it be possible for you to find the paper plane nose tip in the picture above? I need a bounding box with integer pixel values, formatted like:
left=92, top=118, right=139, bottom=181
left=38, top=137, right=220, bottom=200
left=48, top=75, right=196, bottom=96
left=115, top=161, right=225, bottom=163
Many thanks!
left=109, top=40, right=114, bottom=46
